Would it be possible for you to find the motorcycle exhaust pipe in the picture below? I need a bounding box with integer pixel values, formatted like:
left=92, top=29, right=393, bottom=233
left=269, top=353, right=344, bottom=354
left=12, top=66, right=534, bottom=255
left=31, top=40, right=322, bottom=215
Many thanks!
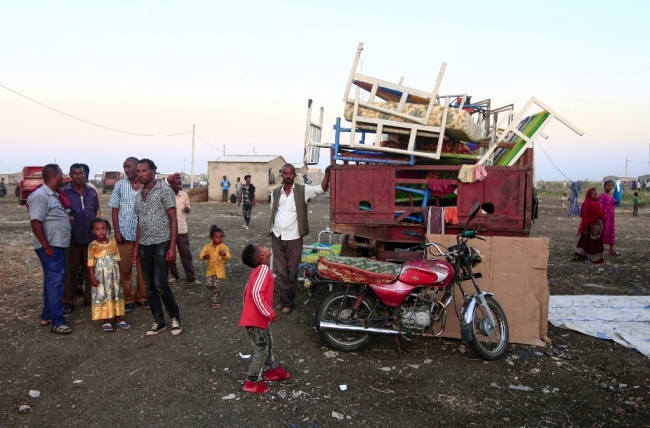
left=319, top=321, right=404, bottom=336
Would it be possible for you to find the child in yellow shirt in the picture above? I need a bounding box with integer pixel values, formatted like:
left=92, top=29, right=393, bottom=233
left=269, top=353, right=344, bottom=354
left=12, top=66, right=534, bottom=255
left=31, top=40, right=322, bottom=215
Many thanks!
left=199, top=225, right=232, bottom=309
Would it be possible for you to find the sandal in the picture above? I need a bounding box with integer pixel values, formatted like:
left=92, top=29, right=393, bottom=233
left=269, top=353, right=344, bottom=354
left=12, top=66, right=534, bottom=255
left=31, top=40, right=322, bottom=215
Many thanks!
left=114, top=321, right=131, bottom=330
left=40, top=318, right=69, bottom=327
left=609, top=252, right=621, bottom=257
left=102, top=323, right=114, bottom=332
left=51, top=325, right=72, bottom=334
left=211, top=302, right=220, bottom=309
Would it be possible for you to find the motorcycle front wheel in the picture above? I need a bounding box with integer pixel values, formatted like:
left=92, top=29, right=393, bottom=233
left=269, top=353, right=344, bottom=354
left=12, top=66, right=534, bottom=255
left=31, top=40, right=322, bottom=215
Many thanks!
left=464, top=296, right=509, bottom=361
left=315, top=289, right=377, bottom=352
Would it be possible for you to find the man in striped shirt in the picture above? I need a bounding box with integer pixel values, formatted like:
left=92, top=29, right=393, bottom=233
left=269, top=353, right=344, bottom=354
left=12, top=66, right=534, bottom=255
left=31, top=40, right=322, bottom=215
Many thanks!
left=108, top=157, right=149, bottom=312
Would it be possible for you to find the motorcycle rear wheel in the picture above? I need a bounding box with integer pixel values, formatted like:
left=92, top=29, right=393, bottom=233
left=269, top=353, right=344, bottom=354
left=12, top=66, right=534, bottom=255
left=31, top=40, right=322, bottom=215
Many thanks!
left=464, top=296, right=509, bottom=361
left=315, top=289, right=377, bottom=352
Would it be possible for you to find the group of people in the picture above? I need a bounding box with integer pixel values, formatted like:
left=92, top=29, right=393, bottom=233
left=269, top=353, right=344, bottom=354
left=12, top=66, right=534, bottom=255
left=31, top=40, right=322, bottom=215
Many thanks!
left=28, top=157, right=332, bottom=394
left=29, top=158, right=184, bottom=336
left=573, top=180, right=621, bottom=264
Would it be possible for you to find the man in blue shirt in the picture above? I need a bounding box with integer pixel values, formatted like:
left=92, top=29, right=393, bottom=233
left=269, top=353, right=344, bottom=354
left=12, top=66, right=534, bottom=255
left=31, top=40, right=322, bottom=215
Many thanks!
left=221, top=175, right=230, bottom=202
left=62, top=163, right=100, bottom=313
left=28, top=164, right=73, bottom=334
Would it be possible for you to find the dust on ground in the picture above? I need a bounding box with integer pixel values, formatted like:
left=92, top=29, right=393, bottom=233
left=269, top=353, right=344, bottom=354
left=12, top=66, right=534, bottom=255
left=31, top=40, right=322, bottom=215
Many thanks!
left=0, top=192, right=648, bottom=427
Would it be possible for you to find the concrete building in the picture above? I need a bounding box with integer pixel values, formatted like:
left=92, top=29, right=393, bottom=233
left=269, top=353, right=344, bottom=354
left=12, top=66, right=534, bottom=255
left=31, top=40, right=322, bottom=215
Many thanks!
left=207, top=155, right=287, bottom=202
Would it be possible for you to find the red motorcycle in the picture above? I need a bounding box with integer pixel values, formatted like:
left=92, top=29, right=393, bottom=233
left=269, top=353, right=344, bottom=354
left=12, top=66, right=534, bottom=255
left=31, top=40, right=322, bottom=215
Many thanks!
left=314, top=201, right=509, bottom=360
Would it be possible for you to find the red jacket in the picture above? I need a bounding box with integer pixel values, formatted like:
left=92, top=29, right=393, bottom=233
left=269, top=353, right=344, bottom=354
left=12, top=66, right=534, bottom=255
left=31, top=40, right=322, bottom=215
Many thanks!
left=238, top=264, right=275, bottom=329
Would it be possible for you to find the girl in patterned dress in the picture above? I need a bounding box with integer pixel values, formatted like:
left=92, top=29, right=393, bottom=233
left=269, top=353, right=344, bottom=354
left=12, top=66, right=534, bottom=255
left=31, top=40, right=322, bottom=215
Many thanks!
left=598, top=180, right=620, bottom=256
left=88, top=218, right=130, bottom=332
left=199, top=225, right=232, bottom=309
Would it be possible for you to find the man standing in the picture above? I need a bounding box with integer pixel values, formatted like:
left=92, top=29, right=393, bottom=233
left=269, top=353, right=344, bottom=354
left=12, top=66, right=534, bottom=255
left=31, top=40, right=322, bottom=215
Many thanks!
left=108, top=157, right=149, bottom=313
left=238, top=174, right=256, bottom=230
left=167, top=173, right=200, bottom=285
left=269, top=164, right=331, bottom=314
left=0, top=177, right=6, bottom=197
left=80, top=163, right=101, bottom=218
left=235, top=177, right=243, bottom=201
left=28, top=164, right=72, bottom=334
left=221, top=175, right=230, bottom=202
left=133, top=159, right=182, bottom=336
left=62, top=163, right=100, bottom=313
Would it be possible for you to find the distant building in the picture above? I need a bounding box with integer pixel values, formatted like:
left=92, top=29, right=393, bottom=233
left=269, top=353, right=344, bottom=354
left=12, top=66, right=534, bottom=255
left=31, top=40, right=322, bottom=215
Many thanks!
left=0, top=172, right=22, bottom=185
left=638, top=174, right=650, bottom=186
left=207, top=155, right=287, bottom=202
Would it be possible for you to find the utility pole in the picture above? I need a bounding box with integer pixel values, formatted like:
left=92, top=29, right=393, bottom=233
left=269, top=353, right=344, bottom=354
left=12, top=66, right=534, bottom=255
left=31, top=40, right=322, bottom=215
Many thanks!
left=625, top=158, right=628, bottom=176
left=190, top=125, right=195, bottom=189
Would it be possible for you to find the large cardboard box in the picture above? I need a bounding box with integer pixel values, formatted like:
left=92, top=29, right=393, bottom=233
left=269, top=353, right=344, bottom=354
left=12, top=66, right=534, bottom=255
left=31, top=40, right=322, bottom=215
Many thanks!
left=426, top=235, right=549, bottom=347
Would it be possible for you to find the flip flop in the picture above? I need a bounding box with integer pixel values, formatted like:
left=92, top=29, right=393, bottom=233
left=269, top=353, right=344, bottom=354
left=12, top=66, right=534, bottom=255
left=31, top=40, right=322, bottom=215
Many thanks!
left=102, top=323, right=114, bottom=332
left=114, top=321, right=131, bottom=330
left=41, top=318, right=69, bottom=327
left=51, top=325, right=72, bottom=334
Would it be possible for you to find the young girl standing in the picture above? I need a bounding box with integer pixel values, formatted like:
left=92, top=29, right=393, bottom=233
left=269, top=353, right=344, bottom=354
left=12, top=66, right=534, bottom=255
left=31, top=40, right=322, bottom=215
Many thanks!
left=88, top=218, right=130, bottom=332
left=199, top=225, right=232, bottom=309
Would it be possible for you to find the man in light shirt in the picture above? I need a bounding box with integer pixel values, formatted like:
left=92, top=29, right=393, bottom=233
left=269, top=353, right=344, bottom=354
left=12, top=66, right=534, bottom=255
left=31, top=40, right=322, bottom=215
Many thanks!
left=167, top=173, right=199, bottom=285
left=268, top=164, right=331, bottom=314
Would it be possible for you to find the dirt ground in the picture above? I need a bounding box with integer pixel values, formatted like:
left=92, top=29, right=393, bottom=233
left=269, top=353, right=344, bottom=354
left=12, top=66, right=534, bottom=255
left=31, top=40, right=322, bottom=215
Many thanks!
left=0, top=191, right=648, bottom=427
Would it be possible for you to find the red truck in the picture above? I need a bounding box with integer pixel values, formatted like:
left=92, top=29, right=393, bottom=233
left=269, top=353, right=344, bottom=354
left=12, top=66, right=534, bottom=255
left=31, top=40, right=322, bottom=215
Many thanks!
left=102, top=171, right=122, bottom=194
left=15, top=166, right=44, bottom=205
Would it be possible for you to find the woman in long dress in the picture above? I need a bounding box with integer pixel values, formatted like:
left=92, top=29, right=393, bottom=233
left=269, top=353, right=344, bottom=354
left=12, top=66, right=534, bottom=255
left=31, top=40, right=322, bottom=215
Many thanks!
left=573, top=188, right=604, bottom=263
left=599, top=180, right=620, bottom=256
left=568, top=181, right=581, bottom=216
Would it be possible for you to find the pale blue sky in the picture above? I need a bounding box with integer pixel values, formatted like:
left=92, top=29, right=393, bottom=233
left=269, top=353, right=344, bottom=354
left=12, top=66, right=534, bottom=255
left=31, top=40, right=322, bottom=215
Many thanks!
left=2, top=1, right=649, bottom=180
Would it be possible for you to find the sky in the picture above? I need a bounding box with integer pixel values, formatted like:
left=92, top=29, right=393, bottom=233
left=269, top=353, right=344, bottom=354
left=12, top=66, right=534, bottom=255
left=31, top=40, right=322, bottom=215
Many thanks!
left=1, top=0, right=649, bottom=181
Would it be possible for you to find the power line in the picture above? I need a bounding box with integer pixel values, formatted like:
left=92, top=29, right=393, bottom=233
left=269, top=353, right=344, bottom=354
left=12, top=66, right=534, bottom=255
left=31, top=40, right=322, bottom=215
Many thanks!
left=535, top=138, right=572, bottom=182
left=195, top=133, right=223, bottom=153
left=0, top=82, right=192, bottom=137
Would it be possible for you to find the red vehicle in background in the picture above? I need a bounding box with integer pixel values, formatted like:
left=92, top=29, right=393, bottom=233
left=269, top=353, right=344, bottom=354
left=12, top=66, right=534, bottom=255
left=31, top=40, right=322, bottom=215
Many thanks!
left=102, top=171, right=121, bottom=194
left=15, top=166, right=44, bottom=205
left=15, top=166, right=73, bottom=205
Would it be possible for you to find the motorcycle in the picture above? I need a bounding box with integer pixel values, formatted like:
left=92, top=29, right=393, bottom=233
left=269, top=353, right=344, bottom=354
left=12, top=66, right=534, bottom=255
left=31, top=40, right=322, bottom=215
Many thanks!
left=314, top=201, right=509, bottom=361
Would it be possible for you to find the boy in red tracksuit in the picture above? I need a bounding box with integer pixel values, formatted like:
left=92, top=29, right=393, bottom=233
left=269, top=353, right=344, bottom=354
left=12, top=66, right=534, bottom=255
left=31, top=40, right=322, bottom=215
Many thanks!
left=239, top=243, right=291, bottom=393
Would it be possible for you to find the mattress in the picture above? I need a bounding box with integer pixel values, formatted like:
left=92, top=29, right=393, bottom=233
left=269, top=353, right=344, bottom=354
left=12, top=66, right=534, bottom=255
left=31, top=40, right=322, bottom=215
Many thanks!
left=344, top=101, right=487, bottom=143
left=493, top=111, right=549, bottom=166
left=317, top=256, right=401, bottom=285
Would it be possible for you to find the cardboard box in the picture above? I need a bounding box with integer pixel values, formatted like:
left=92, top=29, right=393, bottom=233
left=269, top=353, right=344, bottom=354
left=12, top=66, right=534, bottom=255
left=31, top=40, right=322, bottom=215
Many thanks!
left=426, top=234, right=549, bottom=347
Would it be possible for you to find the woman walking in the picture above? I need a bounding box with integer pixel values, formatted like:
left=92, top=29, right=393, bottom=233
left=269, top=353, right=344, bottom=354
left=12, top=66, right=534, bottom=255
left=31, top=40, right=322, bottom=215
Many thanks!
left=573, top=188, right=604, bottom=263
left=599, top=180, right=620, bottom=256
left=568, top=181, right=581, bottom=216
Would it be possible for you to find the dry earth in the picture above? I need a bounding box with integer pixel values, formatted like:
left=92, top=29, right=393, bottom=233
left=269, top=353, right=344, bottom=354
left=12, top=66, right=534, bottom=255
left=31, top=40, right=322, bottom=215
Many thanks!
left=0, top=190, right=648, bottom=427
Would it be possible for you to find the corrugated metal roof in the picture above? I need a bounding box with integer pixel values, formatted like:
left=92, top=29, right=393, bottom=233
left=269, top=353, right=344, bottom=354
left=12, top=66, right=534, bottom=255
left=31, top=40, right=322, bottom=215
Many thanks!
left=213, top=155, right=284, bottom=163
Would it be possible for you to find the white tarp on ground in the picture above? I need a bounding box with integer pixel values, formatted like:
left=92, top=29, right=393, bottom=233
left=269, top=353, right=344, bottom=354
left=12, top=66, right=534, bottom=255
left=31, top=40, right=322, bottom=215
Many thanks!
left=548, top=295, right=650, bottom=358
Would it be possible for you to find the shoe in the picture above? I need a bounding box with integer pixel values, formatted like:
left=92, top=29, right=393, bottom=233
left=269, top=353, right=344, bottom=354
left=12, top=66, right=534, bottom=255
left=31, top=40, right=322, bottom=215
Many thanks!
left=169, top=278, right=179, bottom=283
left=170, top=318, right=182, bottom=335
left=63, top=306, right=74, bottom=315
left=188, top=280, right=201, bottom=286
left=146, top=322, right=167, bottom=336
left=282, top=307, right=293, bottom=315
left=242, top=380, right=270, bottom=394
left=263, top=367, right=291, bottom=381
left=138, top=301, right=151, bottom=310
left=274, top=304, right=283, bottom=311
left=242, top=224, right=247, bottom=228
left=125, top=303, right=134, bottom=313
left=245, top=226, right=249, bottom=230
left=114, top=320, right=131, bottom=330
